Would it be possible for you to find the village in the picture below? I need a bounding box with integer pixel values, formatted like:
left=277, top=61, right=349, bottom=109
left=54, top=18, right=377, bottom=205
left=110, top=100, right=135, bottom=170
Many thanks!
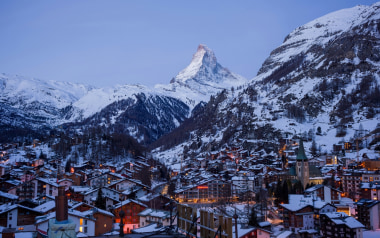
left=0, top=131, right=379, bottom=238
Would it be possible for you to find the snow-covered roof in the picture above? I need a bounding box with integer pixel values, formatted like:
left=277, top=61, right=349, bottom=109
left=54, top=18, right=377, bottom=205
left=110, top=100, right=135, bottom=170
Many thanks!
left=0, top=190, right=18, bottom=200
left=138, top=208, right=171, bottom=219
left=324, top=212, right=364, bottom=229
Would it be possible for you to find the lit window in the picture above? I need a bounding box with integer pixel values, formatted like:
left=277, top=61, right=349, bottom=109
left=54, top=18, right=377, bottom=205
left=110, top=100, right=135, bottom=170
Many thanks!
left=79, top=226, right=83, bottom=232
left=104, top=224, right=107, bottom=228
left=80, top=218, right=83, bottom=226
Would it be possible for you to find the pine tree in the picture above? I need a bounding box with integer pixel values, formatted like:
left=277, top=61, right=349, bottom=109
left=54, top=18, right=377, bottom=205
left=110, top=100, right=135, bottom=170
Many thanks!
left=95, top=188, right=106, bottom=210
left=248, top=207, right=258, bottom=227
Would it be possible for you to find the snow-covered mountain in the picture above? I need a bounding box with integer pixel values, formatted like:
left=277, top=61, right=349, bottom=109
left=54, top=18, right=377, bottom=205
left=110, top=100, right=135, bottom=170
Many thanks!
left=0, top=45, right=247, bottom=143
left=155, top=44, right=247, bottom=108
left=152, top=2, right=380, bottom=163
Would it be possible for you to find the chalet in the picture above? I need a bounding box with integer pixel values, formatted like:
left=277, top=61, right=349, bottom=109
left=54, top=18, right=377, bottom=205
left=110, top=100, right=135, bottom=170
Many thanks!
left=355, top=199, right=380, bottom=230
left=83, top=187, right=120, bottom=207
left=280, top=194, right=336, bottom=235
left=138, top=193, right=172, bottom=211
left=320, top=212, right=364, bottom=238
left=57, top=178, right=73, bottom=190
left=63, top=172, right=83, bottom=186
left=0, top=204, right=43, bottom=231
left=360, top=181, right=380, bottom=200
left=138, top=208, right=172, bottom=227
left=112, top=199, right=148, bottom=234
left=304, top=185, right=342, bottom=204
left=31, top=177, right=60, bottom=198
left=0, top=191, right=18, bottom=205
left=68, top=186, right=91, bottom=202
left=35, top=207, right=114, bottom=237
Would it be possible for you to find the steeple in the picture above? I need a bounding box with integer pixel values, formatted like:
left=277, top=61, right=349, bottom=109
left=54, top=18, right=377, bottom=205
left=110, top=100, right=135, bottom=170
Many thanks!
left=296, top=139, right=308, bottom=161
left=296, top=139, right=309, bottom=190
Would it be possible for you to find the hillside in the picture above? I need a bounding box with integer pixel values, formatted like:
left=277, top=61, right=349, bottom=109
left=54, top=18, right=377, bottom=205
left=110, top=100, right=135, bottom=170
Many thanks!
left=152, top=2, right=380, bottom=165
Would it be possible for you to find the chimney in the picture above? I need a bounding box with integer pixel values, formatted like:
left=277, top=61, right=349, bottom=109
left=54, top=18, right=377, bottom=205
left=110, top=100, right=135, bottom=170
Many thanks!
left=55, top=186, right=68, bottom=222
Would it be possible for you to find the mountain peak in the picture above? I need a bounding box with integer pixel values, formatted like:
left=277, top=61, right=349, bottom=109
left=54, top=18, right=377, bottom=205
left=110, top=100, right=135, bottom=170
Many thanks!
left=173, top=44, right=217, bottom=82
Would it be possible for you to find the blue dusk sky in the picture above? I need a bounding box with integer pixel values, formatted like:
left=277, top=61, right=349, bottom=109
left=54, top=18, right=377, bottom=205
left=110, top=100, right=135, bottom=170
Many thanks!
left=0, top=0, right=378, bottom=87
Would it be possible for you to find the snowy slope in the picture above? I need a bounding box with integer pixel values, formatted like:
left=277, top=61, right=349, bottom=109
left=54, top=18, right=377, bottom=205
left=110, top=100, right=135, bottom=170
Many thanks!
left=152, top=2, right=380, bottom=164
left=0, top=73, right=91, bottom=110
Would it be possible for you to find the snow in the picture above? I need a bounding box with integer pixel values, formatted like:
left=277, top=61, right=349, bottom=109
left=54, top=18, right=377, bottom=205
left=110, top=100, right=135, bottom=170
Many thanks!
left=364, top=230, right=380, bottom=238
left=15, top=233, right=34, bottom=238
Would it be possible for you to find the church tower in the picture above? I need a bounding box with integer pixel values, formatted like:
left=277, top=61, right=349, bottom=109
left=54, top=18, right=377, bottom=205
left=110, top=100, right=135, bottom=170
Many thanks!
left=296, top=139, right=309, bottom=190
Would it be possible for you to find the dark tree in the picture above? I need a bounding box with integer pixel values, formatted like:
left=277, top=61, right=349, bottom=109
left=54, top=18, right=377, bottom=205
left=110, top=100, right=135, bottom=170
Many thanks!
left=95, top=188, right=106, bottom=210
left=65, top=159, right=71, bottom=173
left=248, top=207, right=258, bottom=227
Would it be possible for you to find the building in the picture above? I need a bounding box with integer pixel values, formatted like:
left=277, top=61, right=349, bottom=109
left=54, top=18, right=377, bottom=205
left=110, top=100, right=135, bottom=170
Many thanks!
left=280, top=194, right=336, bottom=235
left=355, top=199, right=380, bottom=230
left=360, top=181, right=380, bottom=200
left=176, top=178, right=232, bottom=203
left=320, top=212, right=364, bottom=238
left=138, top=208, right=173, bottom=227
left=295, top=140, right=309, bottom=190
left=305, top=185, right=342, bottom=205
left=0, top=203, right=43, bottom=231
left=112, top=199, right=148, bottom=234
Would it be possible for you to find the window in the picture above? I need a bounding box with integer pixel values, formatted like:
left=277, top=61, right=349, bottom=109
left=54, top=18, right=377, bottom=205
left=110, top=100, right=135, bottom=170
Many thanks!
left=84, top=227, right=87, bottom=233
left=80, top=218, right=83, bottom=226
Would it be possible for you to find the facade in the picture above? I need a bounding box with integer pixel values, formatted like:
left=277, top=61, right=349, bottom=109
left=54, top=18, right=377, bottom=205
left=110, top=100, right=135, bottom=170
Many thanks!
left=176, top=178, right=232, bottom=203
left=0, top=204, right=42, bottom=231
left=305, top=185, right=342, bottom=205
left=138, top=208, right=172, bottom=227
left=355, top=199, right=380, bottom=230
left=320, top=212, right=364, bottom=238
left=112, top=199, right=147, bottom=234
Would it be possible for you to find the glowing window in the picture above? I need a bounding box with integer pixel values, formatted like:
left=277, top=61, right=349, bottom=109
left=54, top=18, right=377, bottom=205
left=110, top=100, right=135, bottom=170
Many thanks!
left=80, top=218, right=83, bottom=225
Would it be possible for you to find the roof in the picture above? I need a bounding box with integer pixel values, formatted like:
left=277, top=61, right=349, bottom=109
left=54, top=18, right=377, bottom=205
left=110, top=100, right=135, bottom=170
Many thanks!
left=296, top=140, right=308, bottom=161
left=138, top=208, right=171, bottom=219
left=324, top=212, right=364, bottom=229
left=113, top=199, right=148, bottom=209
left=280, top=194, right=331, bottom=211
left=0, top=190, right=18, bottom=200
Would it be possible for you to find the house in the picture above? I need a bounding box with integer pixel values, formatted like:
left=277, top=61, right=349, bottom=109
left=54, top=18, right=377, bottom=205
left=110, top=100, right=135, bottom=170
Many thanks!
left=82, top=187, right=120, bottom=209
left=31, top=177, right=60, bottom=198
left=138, top=193, right=172, bottom=211
left=0, top=191, right=18, bottom=205
left=304, top=185, right=342, bottom=204
left=138, top=208, right=173, bottom=227
left=320, top=212, right=364, bottom=238
left=280, top=194, right=336, bottom=235
left=360, top=181, right=380, bottom=200
left=0, top=203, right=43, bottom=231
left=112, top=199, right=148, bottom=234
left=355, top=199, right=380, bottom=230
left=35, top=207, right=114, bottom=237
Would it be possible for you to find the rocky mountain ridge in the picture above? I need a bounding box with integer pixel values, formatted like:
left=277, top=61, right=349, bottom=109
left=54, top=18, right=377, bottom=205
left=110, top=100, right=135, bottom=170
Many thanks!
left=0, top=45, right=247, bottom=143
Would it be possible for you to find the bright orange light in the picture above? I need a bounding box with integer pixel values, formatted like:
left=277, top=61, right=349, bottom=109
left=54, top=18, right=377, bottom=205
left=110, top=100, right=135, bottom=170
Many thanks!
left=197, top=186, right=208, bottom=189
left=70, top=167, right=74, bottom=173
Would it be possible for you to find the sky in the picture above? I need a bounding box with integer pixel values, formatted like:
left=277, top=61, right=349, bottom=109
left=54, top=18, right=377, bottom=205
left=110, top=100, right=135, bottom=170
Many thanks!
left=0, top=0, right=378, bottom=88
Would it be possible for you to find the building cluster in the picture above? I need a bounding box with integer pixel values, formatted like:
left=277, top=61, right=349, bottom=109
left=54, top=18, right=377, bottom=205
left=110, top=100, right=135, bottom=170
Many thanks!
left=0, top=142, right=176, bottom=237
left=0, top=133, right=379, bottom=237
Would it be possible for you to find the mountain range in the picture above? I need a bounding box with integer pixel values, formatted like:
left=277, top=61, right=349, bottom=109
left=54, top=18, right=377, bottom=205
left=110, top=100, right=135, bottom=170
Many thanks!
left=0, top=44, right=247, bottom=143
left=1, top=2, right=379, bottom=163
